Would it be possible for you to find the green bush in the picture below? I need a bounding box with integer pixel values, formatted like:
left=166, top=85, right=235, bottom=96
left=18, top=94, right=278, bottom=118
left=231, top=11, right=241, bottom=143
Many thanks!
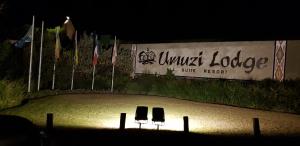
left=0, top=80, right=26, bottom=110
left=0, top=41, right=24, bottom=79
left=123, top=76, right=300, bottom=114
left=0, top=41, right=11, bottom=66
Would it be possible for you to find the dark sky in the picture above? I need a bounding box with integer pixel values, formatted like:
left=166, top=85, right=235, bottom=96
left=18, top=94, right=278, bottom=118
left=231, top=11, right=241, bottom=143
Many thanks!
left=1, top=0, right=300, bottom=42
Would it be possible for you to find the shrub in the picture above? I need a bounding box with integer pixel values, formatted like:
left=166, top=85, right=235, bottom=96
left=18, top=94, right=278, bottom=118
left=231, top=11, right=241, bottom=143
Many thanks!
left=124, top=76, right=300, bottom=114
left=0, top=80, right=26, bottom=110
left=0, top=41, right=24, bottom=79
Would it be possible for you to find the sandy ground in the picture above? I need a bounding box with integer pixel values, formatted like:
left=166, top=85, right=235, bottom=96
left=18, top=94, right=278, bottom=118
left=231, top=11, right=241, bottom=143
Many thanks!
left=2, top=93, right=300, bottom=136
left=51, top=94, right=300, bottom=136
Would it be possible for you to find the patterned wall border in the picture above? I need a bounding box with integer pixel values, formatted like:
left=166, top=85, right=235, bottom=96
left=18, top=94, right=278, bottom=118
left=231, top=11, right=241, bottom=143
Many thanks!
left=273, top=40, right=287, bottom=81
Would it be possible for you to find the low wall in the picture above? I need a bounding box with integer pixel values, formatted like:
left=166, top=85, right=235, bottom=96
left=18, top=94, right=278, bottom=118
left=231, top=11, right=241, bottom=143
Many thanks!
left=286, top=40, right=300, bottom=80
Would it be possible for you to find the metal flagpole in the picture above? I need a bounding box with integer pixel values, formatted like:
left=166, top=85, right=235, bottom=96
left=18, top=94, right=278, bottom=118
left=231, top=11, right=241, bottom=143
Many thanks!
left=52, top=27, right=59, bottom=90
left=91, top=34, right=97, bottom=90
left=92, top=65, right=95, bottom=90
left=71, top=64, right=75, bottom=90
left=71, top=31, right=77, bottom=90
left=52, top=62, right=56, bottom=90
left=111, top=36, right=117, bottom=93
left=28, top=15, right=35, bottom=93
left=111, top=65, right=115, bottom=93
left=37, top=21, right=44, bottom=91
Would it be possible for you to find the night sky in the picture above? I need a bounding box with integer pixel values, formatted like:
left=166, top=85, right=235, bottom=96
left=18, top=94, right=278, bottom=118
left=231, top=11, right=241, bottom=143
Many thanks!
left=1, top=0, right=300, bottom=42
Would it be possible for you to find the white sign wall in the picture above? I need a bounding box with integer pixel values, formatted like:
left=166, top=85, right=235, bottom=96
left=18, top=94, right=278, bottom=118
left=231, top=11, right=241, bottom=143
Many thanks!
left=134, top=41, right=275, bottom=80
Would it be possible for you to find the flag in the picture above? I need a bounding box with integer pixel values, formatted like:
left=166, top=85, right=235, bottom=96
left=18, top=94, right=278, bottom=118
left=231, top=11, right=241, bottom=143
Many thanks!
left=112, top=36, right=117, bottom=65
left=63, top=18, right=75, bottom=40
left=55, top=27, right=61, bottom=61
left=14, top=25, right=32, bottom=48
left=92, top=43, right=99, bottom=65
left=92, top=36, right=99, bottom=66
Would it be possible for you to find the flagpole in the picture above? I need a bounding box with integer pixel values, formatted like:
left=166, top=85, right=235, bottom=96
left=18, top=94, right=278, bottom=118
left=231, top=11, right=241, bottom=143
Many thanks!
left=71, top=64, right=75, bottom=90
left=91, top=34, right=98, bottom=91
left=52, top=27, right=59, bottom=90
left=52, top=62, right=56, bottom=90
left=111, top=36, right=117, bottom=93
left=92, top=65, right=95, bottom=90
left=111, top=65, right=115, bottom=93
left=71, top=31, right=77, bottom=90
left=37, top=21, right=44, bottom=91
left=28, top=15, right=35, bottom=93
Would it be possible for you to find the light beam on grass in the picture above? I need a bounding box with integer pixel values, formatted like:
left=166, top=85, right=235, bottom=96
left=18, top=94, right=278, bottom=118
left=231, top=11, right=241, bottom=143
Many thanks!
left=90, top=106, right=232, bottom=134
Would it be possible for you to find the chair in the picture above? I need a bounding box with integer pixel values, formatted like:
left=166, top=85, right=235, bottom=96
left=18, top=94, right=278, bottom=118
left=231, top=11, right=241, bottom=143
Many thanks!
left=135, top=106, right=148, bottom=129
left=152, top=107, right=165, bottom=130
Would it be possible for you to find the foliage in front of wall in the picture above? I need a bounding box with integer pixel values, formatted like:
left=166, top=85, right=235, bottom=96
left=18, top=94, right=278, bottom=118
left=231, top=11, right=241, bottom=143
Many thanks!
left=123, top=74, right=300, bottom=114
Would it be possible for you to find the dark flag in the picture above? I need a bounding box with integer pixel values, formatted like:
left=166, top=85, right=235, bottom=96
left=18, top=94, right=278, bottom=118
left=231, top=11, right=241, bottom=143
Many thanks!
left=63, top=17, right=75, bottom=40
left=14, top=26, right=32, bottom=48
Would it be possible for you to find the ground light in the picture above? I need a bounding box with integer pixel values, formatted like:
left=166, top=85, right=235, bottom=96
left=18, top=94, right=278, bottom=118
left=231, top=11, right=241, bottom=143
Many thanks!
left=73, top=105, right=248, bottom=135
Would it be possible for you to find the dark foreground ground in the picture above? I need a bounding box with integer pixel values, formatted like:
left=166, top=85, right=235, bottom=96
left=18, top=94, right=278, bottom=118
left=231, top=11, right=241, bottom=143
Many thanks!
left=0, top=115, right=299, bottom=146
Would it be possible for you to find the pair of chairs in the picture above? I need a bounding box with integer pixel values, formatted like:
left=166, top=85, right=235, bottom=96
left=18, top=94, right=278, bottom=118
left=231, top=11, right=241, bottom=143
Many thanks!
left=135, top=106, right=165, bottom=130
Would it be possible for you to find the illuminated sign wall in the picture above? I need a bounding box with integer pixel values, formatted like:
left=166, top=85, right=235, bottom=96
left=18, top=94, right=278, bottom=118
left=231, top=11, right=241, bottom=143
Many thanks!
left=134, top=41, right=276, bottom=80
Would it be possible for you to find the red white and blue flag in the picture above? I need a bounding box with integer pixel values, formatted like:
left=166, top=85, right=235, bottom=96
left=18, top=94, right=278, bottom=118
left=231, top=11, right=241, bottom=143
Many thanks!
left=92, top=37, right=99, bottom=66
